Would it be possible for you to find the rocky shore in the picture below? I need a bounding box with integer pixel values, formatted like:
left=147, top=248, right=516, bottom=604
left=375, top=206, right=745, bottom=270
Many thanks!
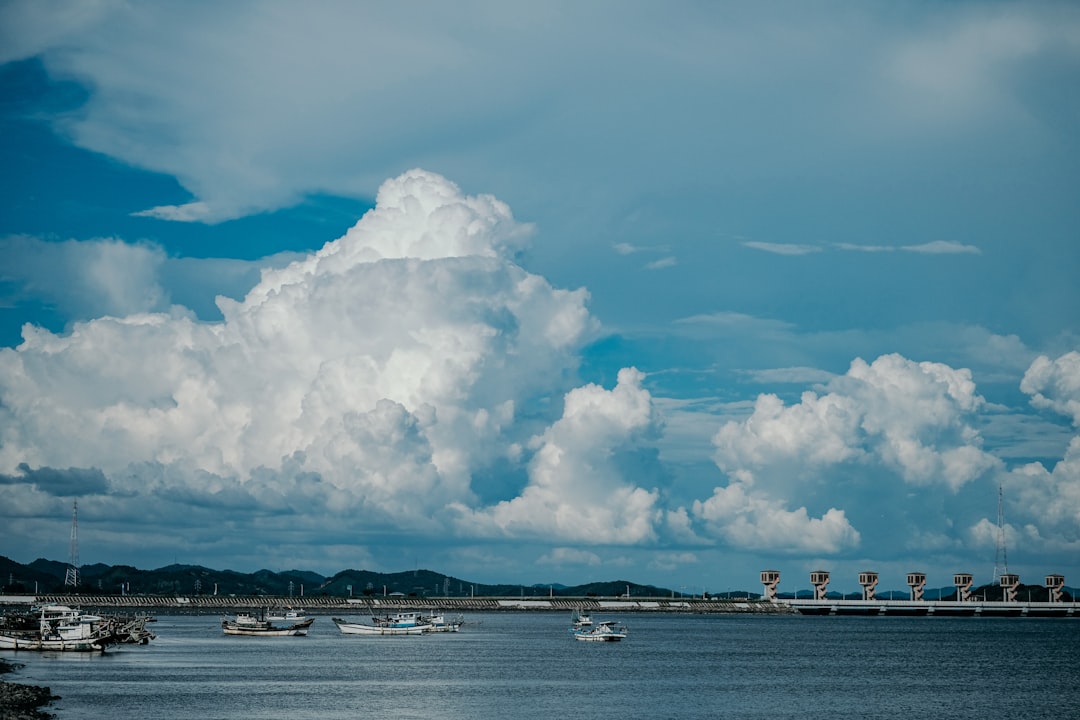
left=0, top=659, right=58, bottom=720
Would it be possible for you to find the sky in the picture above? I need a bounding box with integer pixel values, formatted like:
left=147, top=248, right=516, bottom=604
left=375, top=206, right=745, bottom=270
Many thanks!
left=1, top=0, right=1078, bottom=596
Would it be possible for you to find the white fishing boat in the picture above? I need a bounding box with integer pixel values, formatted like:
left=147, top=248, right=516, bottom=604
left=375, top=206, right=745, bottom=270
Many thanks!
left=570, top=619, right=628, bottom=642
left=422, top=612, right=465, bottom=633
left=570, top=609, right=593, bottom=628
left=0, top=604, right=121, bottom=652
left=332, top=617, right=432, bottom=636
left=265, top=608, right=311, bottom=624
left=221, top=610, right=314, bottom=636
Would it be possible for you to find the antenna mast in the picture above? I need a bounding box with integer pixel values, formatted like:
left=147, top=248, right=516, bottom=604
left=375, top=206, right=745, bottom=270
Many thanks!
left=993, top=480, right=1008, bottom=583
left=64, top=500, right=80, bottom=588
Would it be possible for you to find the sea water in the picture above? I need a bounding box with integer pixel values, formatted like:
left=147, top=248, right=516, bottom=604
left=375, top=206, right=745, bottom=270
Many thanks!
left=8, top=612, right=1080, bottom=719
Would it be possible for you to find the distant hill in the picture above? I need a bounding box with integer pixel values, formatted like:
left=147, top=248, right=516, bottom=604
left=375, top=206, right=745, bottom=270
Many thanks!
left=0, top=556, right=684, bottom=598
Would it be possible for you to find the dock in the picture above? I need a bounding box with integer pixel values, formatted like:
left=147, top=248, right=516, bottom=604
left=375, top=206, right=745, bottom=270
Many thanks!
left=786, top=598, right=1079, bottom=617
left=765, top=568, right=1078, bottom=617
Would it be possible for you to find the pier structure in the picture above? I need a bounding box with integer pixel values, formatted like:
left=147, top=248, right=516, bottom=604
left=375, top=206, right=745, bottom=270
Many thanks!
left=760, top=570, right=781, bottom=602
left=1046, top=574, right=1066, bottom=603
left=810, top=571, right=830, bottom=600
left=999, top=573, right=1020, bottom=602
left=953, top=573, right=974, bottom=602
left=907, top=572, right=926, bottom=602
left=858, top=572, right=878, bottom=601
left=777, top=569, right=1077, bottom=617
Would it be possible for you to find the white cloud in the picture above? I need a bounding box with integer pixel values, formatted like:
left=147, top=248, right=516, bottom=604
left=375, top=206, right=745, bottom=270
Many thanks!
left=0, top=235, right=168, bottom=320
left=0, top=235, right=305, bottom=331
left=900, top=241, right=981, bottom=255
left=0, top=170, right=598, bottom=535
left=132, top=201, right=212, bottom=223
left=1021, top=351, right=1080, bottom=425
left=833, top=241, right=981, bottom=255
left=454, top=367, right=663, bottom=544
left=0, top=0, right=114, bottom=63
left=1, top=0, right=1074, bottom=244
left=713, top=390, right=864, bottom=470
left=692, top=481, right=860, bottom=553
left=647, top=552, right=698, bottom=572
left=739, top=366, right=836, bottom=385
left=2, top=0, right=1077, bottom=584
left=885, top=7, right=1070, bottom=124
left=673, top=312, right=795, bottom=337
left=1007, top=438, right=1080, bottom=544
left=612, top=242, right=671, bottom=255
left=645, top=257, right=677, bottom=270
left=742, top=241, right=821, bottom=256
left=698, top=353, right=1005, bottom=556
left=537, top=547, right=602, bottom=567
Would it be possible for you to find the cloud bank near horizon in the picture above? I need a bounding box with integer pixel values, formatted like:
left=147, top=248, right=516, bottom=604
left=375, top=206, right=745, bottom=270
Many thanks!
left=1, top=169, right=1078, bottom=580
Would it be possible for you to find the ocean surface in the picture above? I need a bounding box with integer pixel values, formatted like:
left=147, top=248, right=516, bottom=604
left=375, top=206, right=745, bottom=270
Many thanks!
left=7, top=612, right=1080, bottom=719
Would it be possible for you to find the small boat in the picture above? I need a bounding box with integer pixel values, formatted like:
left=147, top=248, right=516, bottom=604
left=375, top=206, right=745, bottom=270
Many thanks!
left=222, top=610, right=315, bottom=636
left=570, top=619, right=628, bottom=642
left=332, top=617, right=432, bottom=636
left=266, top=608, right=311, bottom=624
left=0, top=604, right=122, bottom=652
left=422, top=612, right=465, bottom=633
left=571, top=609, right=593, bottom=628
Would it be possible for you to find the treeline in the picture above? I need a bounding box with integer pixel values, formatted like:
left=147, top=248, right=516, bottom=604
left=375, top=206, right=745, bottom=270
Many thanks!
left=0, top=555, right=680, bottom=599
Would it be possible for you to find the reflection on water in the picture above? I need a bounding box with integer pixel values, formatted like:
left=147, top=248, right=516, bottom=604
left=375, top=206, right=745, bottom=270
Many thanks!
left=8, top=613, right=1080, bottom=719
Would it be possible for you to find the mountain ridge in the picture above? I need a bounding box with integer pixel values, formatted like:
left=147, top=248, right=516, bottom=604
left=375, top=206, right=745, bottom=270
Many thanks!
left=3, top=556, right=1074, bottom=601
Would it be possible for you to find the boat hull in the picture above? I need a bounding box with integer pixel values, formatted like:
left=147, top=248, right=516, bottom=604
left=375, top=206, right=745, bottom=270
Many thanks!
left=0, top=604, right=121, bottom=652
left=333, top=619, right=431, bottom=636
left=221, top=616, right=314, bottom=637
left=571, top=631, right=626, bottom=642
left=569, top=619, right=628, bottom=642
left=0, top=634, right=109, bottom=652
left=221, top=626, right=308, bottom=637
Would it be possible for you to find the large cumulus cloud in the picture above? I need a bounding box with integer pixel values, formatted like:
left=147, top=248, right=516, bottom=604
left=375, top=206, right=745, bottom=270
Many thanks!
left=1021, top=351, right=1080, bottom=426
left=1001, top=351, right=1080, bottom=552
left=453, top=367, right=664, bottom=544
left=0, top=170, right=605, bottom=543
left=713, top=354, right=1000, bottom=491
left=697, top=353, right=1004, bottom=557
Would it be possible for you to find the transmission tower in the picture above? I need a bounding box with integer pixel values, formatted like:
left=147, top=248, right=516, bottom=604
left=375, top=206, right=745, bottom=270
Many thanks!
left=992, top=480, right=1008, bottom=584
left=64, top=500, right=79, bottom=588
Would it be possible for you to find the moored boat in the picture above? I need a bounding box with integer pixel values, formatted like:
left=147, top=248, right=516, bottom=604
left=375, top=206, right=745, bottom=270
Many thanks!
left=221, top=610, right=315, bottom=636
left=0, top=604, right=124, bottom=652
left=422, top=612, right=464, bottom=633
left=332, top=617, right=431, bottom=635
left=266, top=608, right=311, bottom=624
left=570, top=619, right=628, bottom=642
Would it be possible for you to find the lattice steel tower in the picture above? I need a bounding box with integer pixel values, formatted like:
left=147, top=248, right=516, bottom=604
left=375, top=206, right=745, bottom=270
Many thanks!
left=64, top=500, right=79, bottom=588
left=993, top=480, right=1008, bottom=584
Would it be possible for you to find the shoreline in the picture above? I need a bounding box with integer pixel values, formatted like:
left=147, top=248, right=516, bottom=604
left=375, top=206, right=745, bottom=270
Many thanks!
left=0, top=658, right=58, bottom=720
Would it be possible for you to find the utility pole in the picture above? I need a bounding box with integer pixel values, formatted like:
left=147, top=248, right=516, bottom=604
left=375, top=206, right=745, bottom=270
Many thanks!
left=64, top=500, right=79, bottom=589
left=993, top=480, right=1008, bottom=584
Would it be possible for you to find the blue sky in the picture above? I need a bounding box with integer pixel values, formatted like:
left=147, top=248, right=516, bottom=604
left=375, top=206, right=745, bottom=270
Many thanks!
left=1, top=1, right=1078, bottom=595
